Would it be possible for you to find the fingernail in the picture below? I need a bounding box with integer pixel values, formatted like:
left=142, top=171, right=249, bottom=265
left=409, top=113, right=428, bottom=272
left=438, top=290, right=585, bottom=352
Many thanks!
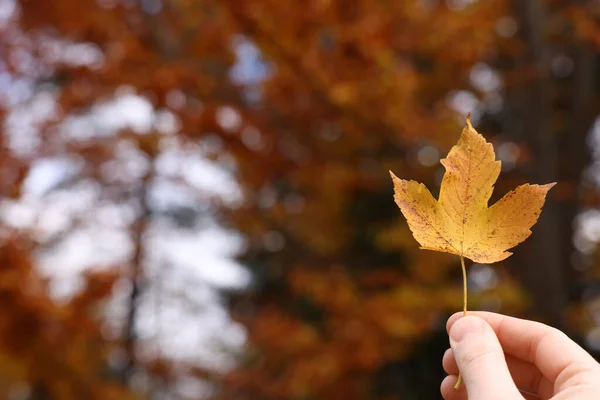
left=450, top=316, right=484, bottom=342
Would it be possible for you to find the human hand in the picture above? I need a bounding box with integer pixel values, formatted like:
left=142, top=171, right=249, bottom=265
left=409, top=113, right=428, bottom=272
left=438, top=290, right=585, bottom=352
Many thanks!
left=441, top=312, right=600, bottom=399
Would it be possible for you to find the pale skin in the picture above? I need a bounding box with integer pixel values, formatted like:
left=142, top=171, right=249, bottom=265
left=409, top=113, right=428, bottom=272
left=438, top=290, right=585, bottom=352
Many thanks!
left=441, top=312, right=600, bottom=400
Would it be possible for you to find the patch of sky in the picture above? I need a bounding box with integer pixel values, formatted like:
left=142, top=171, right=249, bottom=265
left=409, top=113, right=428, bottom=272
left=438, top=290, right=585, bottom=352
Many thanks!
left=229, top=36, right=273, bottom=102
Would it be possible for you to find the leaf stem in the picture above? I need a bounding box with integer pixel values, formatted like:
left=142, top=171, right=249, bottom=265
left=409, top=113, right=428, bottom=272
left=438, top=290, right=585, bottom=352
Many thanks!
left=453, top=255, right=467, bottom=391
left=460, top=255, right=467, bottom=316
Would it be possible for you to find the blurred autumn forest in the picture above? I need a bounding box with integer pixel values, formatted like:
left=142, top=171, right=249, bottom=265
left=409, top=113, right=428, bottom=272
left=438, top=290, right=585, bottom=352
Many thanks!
left=1, top=0, right=600, bottom=399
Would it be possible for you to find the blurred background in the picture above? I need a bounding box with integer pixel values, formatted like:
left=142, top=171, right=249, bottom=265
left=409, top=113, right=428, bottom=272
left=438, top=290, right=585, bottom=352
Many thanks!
left=0, top=0, right=600, bottom=399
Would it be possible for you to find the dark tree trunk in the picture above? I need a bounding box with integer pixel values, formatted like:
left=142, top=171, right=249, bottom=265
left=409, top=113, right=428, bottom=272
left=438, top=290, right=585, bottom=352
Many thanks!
left=513, top=0, right=565, bottom=328
left=561, top=43, right=596, bottom=301
left=510, top=1, right=596, bottom=331
left=122, top=172, right=152, bottom=384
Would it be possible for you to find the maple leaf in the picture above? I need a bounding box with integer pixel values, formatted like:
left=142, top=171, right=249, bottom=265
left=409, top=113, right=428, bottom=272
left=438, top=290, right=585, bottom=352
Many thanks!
left=390, top=116, right=555, bottom=264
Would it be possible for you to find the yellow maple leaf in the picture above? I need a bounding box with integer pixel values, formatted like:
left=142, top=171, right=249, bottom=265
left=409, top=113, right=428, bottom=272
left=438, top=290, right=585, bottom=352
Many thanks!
left=390, top=116, right=555, bottom=264
left=390, top=116, right=556, bottom=390
left=390, top=115, right=555, bottom=390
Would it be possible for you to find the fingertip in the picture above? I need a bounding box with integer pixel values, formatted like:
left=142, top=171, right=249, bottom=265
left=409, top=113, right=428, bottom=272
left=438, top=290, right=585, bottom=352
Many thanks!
left=446, top=312, right=464, bottom=333
left=442, top=348, right=458, bottom=375
left=440, top=375, right=466, bottom=400
left=442, top=347, right=451, bottom=362
left=449, top=316, right=486, bottom=342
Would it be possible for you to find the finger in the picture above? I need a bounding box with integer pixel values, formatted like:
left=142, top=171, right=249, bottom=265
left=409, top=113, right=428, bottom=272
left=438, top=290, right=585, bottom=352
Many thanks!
left=447, top=311, right=599, bottom=388
left=443, top=348, right=554, bottom=399
left=440, top=375, right=467, bottom=400
left=449, top=316, right=522, bottom=399
left=442, top=348, right=454, bottom=374
left=441, top=374, right=543, bottom=400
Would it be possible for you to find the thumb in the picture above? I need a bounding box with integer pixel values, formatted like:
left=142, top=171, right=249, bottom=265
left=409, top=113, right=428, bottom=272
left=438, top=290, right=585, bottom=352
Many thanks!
left=450, top=316, right=522, bottom=400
